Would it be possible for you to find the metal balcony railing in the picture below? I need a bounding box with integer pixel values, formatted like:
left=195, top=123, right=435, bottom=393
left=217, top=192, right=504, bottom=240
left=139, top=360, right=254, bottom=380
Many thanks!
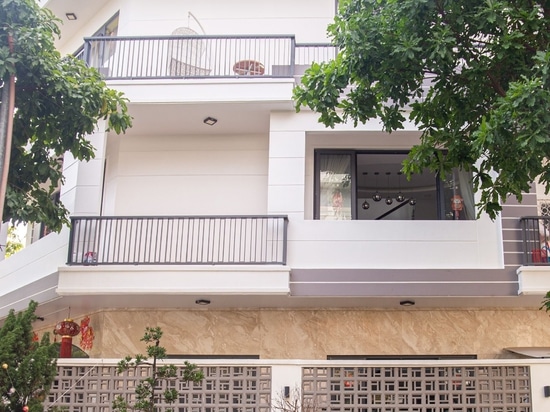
left=80, top=35, right=336, bottom=79
left=519, top=216, right=550, bottom=265
left=67, top=215, right=288, bottom=266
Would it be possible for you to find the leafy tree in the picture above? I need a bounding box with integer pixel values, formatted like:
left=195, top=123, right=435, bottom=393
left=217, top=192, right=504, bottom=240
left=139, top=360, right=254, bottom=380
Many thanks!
left=0, top=0, right=132, bottom=232
left=4, top=225, right=23, bottom=258
left=0, top=301, right=57, bottom=412
left=294, top=0, right=550, bottom=218
left=113, top=327, right=204, bottom=412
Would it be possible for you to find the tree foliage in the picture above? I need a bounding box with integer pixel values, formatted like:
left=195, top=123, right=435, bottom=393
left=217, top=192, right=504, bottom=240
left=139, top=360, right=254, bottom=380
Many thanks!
left=542, top=291, right=550, bottom=313
left=0, top=0, right=132, bottom=231
left=113, top=327, right=204, bottom=412
left=294, top=0, right=550, bottom=218
left=4, top=225, right=23, bottom=257
left=0, top=301, right=57, bottom=412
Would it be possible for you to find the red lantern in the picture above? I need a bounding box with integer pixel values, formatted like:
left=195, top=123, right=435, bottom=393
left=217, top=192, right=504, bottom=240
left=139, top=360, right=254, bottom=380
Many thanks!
left=55, top=319, right=80, bottom=358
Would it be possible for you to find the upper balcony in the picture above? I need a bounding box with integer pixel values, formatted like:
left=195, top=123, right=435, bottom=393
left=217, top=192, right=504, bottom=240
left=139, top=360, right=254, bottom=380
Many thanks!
left=79, top=35, right=335, bottom=80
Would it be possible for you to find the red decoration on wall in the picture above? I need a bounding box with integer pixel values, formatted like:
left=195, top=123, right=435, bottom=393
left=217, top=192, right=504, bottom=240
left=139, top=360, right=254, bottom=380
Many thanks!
left=80, top=316, right=95, bottom=351
left=55, top=319, right=80, bottom=358
left=32, top=332, right=39, bottom=342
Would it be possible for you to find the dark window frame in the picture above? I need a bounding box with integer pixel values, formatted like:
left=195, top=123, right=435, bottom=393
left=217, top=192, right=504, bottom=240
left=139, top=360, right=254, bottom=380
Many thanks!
left=314, top=149, right=470, bottom=221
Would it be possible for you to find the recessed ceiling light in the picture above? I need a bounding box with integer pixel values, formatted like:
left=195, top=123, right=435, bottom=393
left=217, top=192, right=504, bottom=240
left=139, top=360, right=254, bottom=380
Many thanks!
left=399, top=300, right=415, bottom=307
left=65, top=13, right=77, bottom=20
left=195, top=299, right=211, bottom=305
left=203, top=117, right=217, bottom=126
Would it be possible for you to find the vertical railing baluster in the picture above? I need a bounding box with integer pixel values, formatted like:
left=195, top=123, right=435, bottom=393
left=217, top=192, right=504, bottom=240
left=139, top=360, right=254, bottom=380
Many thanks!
left=199, top=218, right=205, bottom=263
left=252, top=217, right=258, bottom=263
left=205, top=218, right=211, bottom=263
left=241, top=218, right=246, bottom=263
left=189, top=218, right=195, bottom=263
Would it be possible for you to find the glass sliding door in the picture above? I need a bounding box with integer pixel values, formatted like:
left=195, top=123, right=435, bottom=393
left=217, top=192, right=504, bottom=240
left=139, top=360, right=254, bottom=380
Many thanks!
left=314, top=150, right=475, bottom=220
left=316, top=152, right=353, bottom=220
left=441, top=169, right=476, bottom=220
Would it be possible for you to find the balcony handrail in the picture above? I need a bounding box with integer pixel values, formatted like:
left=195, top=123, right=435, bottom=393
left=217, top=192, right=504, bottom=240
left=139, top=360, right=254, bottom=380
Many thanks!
left=84, top=34, right=298, bottom=41
left=68, top=215, right=288, bottom=266
left=81, top=35, right=335, bottom=79
left=519, top=216, right=550, bottom=265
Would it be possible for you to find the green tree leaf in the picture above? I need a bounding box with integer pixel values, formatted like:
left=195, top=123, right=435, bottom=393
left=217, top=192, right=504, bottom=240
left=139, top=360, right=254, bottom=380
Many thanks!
left=113, top=327, right=204, bottom=412
left=294, top=0, right=550, bottom=219
left=0, top=301, right=57, bottom=412
left=0, top=0, right=132, bottom=232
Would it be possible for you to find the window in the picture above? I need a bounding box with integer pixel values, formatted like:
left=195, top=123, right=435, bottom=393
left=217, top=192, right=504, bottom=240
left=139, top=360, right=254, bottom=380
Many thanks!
left=315, top=150, right=475, bottom=220
left=88, top=13, right=119, bottom=74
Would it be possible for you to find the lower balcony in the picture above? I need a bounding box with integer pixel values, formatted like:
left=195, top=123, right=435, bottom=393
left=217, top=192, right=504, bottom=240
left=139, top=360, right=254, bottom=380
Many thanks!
left=58, top=215, right=290, bottom=299
left=67, top=215, right=288, bottom=266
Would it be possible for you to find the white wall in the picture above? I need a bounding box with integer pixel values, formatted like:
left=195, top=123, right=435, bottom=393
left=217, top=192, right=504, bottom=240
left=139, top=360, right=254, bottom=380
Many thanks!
left=103, top=134, right=269, bottom=216
left=54, top=0, right=336, bottom=56
left=269, top=111, right=504, bottom=270
left=119, top=0, right=335, bottom=42
left=62, top=122, right=108, bottom=217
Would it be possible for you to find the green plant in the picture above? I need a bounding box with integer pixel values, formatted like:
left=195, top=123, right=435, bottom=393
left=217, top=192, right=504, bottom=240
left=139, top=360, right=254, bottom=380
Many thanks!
left=112, top=327, right=204, bottom=412
left=1, top=0, right=132, bottom=231
left=294, top=0, right=550, bottom=219
left=0, top=301, right=57, bottom=412
left=4, top=225, right=24, bottom=258
left=541, top=291, right=550, bottom=313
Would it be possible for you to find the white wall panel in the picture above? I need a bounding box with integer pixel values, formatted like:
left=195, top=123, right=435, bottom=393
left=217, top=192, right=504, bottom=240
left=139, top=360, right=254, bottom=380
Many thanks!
left=60, top=123, right=108, bottom=217
left=72, top=187, right=105, bottom=216
left=117, top=150, right=267, bottom=176
left=104, top=134, right=269, bottom=215
left=267, top=186, right=306, bottom=215
left=57, top=265, right=290, bottom=295
left=117, top=0, right=334, bottom=42
left=113, top=175, right=267, bottom=215
left=268, top=158, right=305, bottom=186
left=0, top=229, right=69, bottom=318
left=269, top=130, right=307, bottom=158
left=286, top=220, right=502, bottom=269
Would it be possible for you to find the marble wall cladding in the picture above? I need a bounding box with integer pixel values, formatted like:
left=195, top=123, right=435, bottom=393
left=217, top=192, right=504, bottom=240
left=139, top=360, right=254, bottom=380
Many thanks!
left=40, top=308, right=550, bottom=359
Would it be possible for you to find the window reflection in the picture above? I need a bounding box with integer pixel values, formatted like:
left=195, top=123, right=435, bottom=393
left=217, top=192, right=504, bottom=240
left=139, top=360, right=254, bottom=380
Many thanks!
left=316, top=150, right=475, bottom=220
left=319, top=154, right=352, bottom=220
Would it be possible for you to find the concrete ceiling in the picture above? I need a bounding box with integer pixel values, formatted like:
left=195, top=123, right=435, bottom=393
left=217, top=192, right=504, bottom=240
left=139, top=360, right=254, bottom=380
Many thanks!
left=123, top=102, right=277, bottom=137
left=41, top=0, right=111, bottom=48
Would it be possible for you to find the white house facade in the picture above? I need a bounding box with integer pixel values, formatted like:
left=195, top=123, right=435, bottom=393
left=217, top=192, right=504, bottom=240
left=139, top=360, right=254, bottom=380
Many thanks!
left=1, top=0, right=550, bottom=410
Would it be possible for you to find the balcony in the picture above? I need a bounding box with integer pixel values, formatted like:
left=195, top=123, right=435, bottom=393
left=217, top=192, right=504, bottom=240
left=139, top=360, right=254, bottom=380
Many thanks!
left=517, top=216, right=550, bottom=295
left=520, top=216, right=550, bottom=266
left=80, top=35, right=335, bottom=80
left=67, top=215, right=288, bottom=265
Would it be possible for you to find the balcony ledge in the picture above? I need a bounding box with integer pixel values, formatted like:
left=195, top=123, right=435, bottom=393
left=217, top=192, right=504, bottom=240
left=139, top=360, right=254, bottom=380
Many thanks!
left=57, top=264, right=290, bottom=296
left=107, top=77, right=297, bottom=106
left=517, top=265, right=550, bottom=295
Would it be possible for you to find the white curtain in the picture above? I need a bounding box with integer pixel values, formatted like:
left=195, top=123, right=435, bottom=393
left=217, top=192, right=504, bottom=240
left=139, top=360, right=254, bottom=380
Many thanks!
left=457, top=169, right=475, bottom=220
